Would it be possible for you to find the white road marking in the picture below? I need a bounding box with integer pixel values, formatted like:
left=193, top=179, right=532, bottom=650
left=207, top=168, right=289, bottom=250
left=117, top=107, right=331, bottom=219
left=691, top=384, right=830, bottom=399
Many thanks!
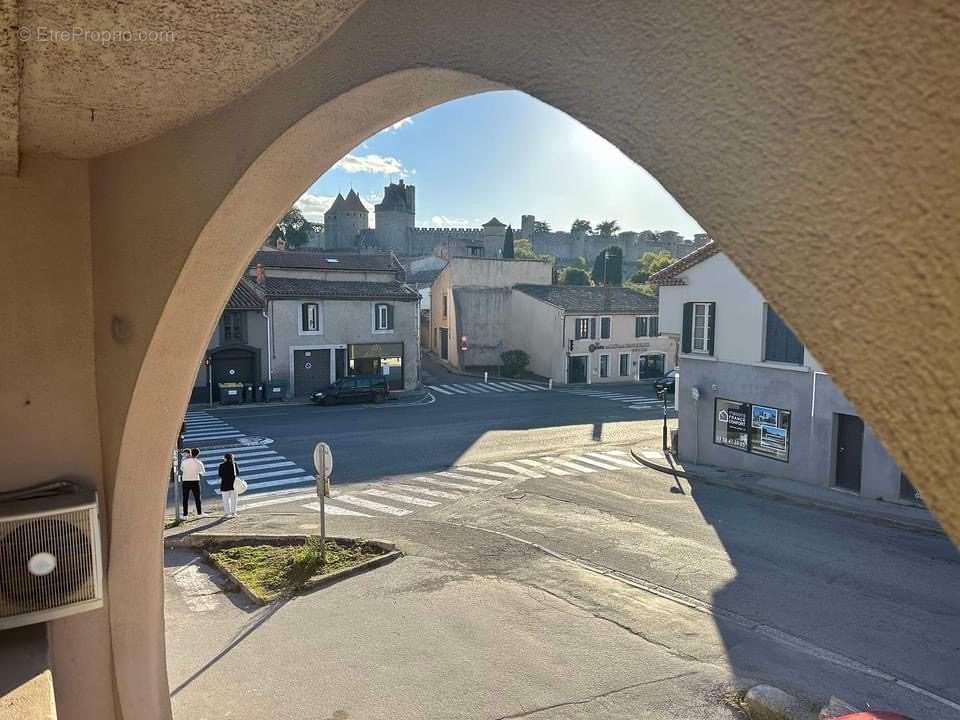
left=435, top=471, right=501, bottom=486
left=334, top=494, right=412, bottom=516
left=415, top=476, right=483, bottom=492
left=427, top=385, right=455, bottom=395
left=518, top=459, right=570, bottom=476
left=171, top=562, right=220, bottom=613
left=455, top=466, right=516, bottom=480
left=517, top=383, right=546, bottom=391
left=241, top=492, right=317, bottom=510
left=237, top=475, right=315, bottom=491
left=392, top=483, right=461, bottom=499
left=545, top=457, right=596, bottom=473
left=493, top=462, right=544, bottom=478
left=567, top=454, right=620, bottom=470
left=184, top=432, right=243, bottom=440
left=242, top=467, right=309, bottom=481
left=303, top=501, right=371, bottom=517
left=588, top=452, right=638, bottom=469
left=363, top=489, right=439, bottom=507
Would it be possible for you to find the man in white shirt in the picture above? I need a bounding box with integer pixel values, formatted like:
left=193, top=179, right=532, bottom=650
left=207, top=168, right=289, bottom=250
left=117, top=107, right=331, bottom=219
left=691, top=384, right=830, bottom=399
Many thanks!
left=180, top=448, right=205, bottom=516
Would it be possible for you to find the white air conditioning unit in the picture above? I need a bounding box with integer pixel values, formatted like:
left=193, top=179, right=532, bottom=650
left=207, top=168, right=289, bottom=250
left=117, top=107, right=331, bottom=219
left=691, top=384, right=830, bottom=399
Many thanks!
left=0, top=481, right=104, bottom=630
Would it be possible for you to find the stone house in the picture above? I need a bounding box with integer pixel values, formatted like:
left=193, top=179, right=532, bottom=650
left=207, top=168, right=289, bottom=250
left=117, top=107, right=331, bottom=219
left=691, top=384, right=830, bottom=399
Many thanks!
left=653, top=243, right=918, bottom=505
left=192, top=250, right=420, bottom=401
left=429, top=256, right=553, bottom=368
left=509, top=285, right=676, bottom=384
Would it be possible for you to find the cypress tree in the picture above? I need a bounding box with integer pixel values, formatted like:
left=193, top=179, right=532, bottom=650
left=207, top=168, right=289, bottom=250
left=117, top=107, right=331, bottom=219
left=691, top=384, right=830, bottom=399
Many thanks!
left=503, top=225, right=515, bottom=259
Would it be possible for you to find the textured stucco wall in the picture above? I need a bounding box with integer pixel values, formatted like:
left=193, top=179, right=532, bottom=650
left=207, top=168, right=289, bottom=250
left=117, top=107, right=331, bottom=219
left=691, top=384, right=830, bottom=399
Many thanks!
left=0, top=155, right=114, bottom=720
left=0, top=2, right=957, bottom=719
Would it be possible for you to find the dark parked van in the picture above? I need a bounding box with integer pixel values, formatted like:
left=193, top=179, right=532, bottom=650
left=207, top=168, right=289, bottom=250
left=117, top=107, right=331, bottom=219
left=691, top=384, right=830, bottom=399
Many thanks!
left=311, top=376, right=389, bottom=406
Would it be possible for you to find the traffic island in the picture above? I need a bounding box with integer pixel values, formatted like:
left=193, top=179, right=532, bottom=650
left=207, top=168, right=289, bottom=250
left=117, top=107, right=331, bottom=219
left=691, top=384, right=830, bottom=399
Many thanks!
left=178, top=535, right=400, bottom=605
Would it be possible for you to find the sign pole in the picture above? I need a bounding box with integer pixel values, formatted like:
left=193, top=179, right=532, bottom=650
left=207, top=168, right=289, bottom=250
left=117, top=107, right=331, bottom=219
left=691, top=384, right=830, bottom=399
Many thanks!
left=319, top=450, right=326, bottom=566
left=661, top=390, right=669, bottom=452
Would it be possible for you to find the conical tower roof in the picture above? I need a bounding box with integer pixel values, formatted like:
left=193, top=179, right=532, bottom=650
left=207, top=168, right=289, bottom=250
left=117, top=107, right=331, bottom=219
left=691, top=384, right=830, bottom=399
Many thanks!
left=342, top=189, right=368, bottom=213
left=483, top=217, right=506, bottom=227
left=325, top=193, right=346, bottom=215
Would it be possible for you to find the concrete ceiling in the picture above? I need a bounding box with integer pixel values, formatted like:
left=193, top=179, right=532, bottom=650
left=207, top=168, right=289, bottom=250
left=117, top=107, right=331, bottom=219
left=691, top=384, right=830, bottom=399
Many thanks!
left=3, top=0, right=365, bottom=169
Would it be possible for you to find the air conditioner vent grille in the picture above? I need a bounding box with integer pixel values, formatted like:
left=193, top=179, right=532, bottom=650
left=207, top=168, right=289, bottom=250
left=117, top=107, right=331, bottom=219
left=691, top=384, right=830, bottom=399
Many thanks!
left=0, top=506, right=102, bottom=622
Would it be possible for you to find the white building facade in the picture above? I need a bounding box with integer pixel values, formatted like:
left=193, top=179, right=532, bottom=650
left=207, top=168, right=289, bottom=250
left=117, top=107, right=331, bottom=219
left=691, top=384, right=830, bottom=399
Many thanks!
left=653, top=244, right=918, bottom=505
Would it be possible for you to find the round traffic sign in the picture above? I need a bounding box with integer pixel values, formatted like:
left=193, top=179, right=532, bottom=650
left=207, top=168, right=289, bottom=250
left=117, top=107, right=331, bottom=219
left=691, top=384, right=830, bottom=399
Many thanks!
left=313, top=442, right=333, bottom=479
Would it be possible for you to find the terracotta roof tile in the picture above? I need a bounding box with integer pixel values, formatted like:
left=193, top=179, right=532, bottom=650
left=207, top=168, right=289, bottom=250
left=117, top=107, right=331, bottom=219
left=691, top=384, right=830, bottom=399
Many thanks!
left=648, top=241, right=720, bottom=285
left=514, top=284, right=658, bottom=314
left=260, top=277, right=418, bottom=301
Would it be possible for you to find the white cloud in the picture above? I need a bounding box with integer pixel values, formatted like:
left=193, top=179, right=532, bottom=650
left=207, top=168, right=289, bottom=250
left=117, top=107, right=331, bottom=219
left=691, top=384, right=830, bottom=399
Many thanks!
left=378, top=116, right=413, bottom=134
left=295, top=193, right=336, bottom=222
left=431, top=215, right=474, bottom=228
left=335, top=153, right=407, bottom=176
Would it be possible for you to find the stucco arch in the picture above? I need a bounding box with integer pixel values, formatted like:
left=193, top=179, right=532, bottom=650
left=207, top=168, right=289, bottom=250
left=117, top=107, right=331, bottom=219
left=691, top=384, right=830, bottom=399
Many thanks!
left=80, top=2, right=960, bottom=718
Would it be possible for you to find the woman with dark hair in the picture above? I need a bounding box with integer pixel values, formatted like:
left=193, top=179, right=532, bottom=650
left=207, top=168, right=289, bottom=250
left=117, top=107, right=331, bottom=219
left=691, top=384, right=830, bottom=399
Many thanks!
left=218, top=453, right=240, bottom=518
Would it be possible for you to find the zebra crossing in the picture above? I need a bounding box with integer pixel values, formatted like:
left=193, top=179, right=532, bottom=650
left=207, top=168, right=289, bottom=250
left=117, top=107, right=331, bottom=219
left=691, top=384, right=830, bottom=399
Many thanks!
left=427, top=381, right=547, bottom=396
left=264, top=448, right=643, bottom=520
left=557, top=386, right=672, bottom=410
left=182, top=410, right=245, bottom=444
left=197, top=444, right=315, bottom=494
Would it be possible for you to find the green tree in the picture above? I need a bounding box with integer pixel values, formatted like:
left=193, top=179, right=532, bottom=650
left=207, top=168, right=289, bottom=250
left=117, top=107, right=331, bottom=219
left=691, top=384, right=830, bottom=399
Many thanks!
left=571, top=218, right=592, bottom=235
left=503, top=225, right=515, bottom=259
left=596, top=219, right=621, bottom=238
left=631, top=250, right=674, bottom=282
left=514, top=238, right=536, bottom=258
left=591, top=246, right=623, bottom=285
left=533, top=220, right=552, bottom=234
left=570, top=256, right=588, bottom=270
left=268, top=206, right=313, bottom=248
left=560, top=267, right=593, bottom=286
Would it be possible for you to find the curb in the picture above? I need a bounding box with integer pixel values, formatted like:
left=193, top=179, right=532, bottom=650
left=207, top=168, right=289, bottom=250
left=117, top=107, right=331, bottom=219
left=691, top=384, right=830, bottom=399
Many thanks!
left=630, top=447, right=943, bottom=536
left=169, top=533, right=401, bottom=605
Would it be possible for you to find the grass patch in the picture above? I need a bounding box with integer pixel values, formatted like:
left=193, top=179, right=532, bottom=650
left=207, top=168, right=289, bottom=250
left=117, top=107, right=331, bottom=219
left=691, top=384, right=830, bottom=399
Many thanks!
left=210, top=539, right=385, bottom=602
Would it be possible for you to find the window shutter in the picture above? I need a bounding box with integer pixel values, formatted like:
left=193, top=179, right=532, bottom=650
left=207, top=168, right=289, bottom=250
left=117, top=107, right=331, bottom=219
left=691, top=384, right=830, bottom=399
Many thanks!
left=601, top=317, right=610, bottom=339
left=590, top=318, right=597, bottom=339
left=651, top=317, right=659, bottom=337
left=301, top=304, right=309, bottom=331
left=635, top=317, right=641, bottom=337
left=707, top=302, right=717, bottom=355
left=681, top=303, right=693, bottom=354
left=387, top=304, right=394, bottom=330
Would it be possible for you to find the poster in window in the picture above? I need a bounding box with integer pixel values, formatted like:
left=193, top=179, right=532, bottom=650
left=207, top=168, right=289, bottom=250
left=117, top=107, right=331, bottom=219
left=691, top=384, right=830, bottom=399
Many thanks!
left=750, top=405, right=791, bottom=462
left=715, top=399, right=749, bottom=451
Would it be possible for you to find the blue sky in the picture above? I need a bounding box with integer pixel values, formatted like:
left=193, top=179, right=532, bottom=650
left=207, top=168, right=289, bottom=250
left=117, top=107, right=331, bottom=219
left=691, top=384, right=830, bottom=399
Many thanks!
left=296, top=90, right=704, bottom=237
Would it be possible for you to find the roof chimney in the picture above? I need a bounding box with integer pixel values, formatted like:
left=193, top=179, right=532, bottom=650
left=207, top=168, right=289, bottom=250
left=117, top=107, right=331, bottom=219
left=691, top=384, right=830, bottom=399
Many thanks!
left=255, top=263, right=266, bottom=285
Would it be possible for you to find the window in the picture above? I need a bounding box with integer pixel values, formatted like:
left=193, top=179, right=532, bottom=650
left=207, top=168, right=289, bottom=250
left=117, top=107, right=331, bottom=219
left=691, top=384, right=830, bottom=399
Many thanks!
left=714, top=397, right=791, bottom=463
left=599, top=353, right=610, bottom=378
left=575, top=318, right=591, bottom=340
left=635, top=315, right=659, bottom=337
left=763, top=305, right=804, bottom=364
left=374, top=303, right=394, bottom=332
left=222, top=311, right=244, bottom=343
left=693, top=303, right=709, bottom=352
left=682, top=302, right=715, bottom=355
left=443, top=294, right=448, bottom=318
left=468, top=245, right=484, bottom=257
left=599, top=317, right=611, bottom=339
left=619, top=352, right=630, bottom=377
left=301, top=303, right=320, bottom=333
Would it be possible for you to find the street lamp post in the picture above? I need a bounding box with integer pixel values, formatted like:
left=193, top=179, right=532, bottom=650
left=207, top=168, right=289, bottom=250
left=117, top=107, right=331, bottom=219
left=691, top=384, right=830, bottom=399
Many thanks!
left=658, top=388, right=669, bottom=452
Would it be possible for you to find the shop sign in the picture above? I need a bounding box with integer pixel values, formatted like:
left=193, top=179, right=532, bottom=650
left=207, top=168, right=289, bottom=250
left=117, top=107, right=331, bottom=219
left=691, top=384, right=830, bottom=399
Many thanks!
left=715, top=398, right=791, bottom=462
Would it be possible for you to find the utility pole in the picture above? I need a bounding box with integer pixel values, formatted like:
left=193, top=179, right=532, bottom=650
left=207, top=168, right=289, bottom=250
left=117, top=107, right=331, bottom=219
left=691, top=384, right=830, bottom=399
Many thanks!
left=659, top=388, right=669, bottom=452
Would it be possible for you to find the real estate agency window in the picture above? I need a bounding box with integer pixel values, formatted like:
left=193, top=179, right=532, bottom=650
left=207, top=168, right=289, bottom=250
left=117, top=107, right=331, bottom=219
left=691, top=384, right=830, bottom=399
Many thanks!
left=599, top=317, right=611, bottom=339
left=635, top=315, right=659, bottom=338
left=575, top=317, right=591, bottom=340
left=301, top=302, right=320, bottom=333
left=374, top=303, right=394, bottom=331
left=763, top=304, right=804, bottom=365
left=618, top=352, right=630, bottom=377
left=222, top=311, right=244, bottom=344
left=599, top=353, right=610, bottom=378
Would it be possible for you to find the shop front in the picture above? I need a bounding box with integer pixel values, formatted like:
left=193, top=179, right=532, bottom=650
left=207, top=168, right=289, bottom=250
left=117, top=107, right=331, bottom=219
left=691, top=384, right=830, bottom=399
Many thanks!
left=349, top=342, right=404, bottom=390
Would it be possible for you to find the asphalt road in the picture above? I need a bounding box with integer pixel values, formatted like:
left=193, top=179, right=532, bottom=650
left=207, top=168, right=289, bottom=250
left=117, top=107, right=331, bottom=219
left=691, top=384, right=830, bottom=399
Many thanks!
left=168, top=387, right=960, bottom=719
left=188, top=382, right=674, bottom=488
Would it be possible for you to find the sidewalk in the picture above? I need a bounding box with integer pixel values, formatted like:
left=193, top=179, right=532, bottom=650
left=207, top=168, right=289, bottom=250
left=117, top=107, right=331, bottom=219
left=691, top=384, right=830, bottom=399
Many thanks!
left=631, top=445, right=942, bottom=535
